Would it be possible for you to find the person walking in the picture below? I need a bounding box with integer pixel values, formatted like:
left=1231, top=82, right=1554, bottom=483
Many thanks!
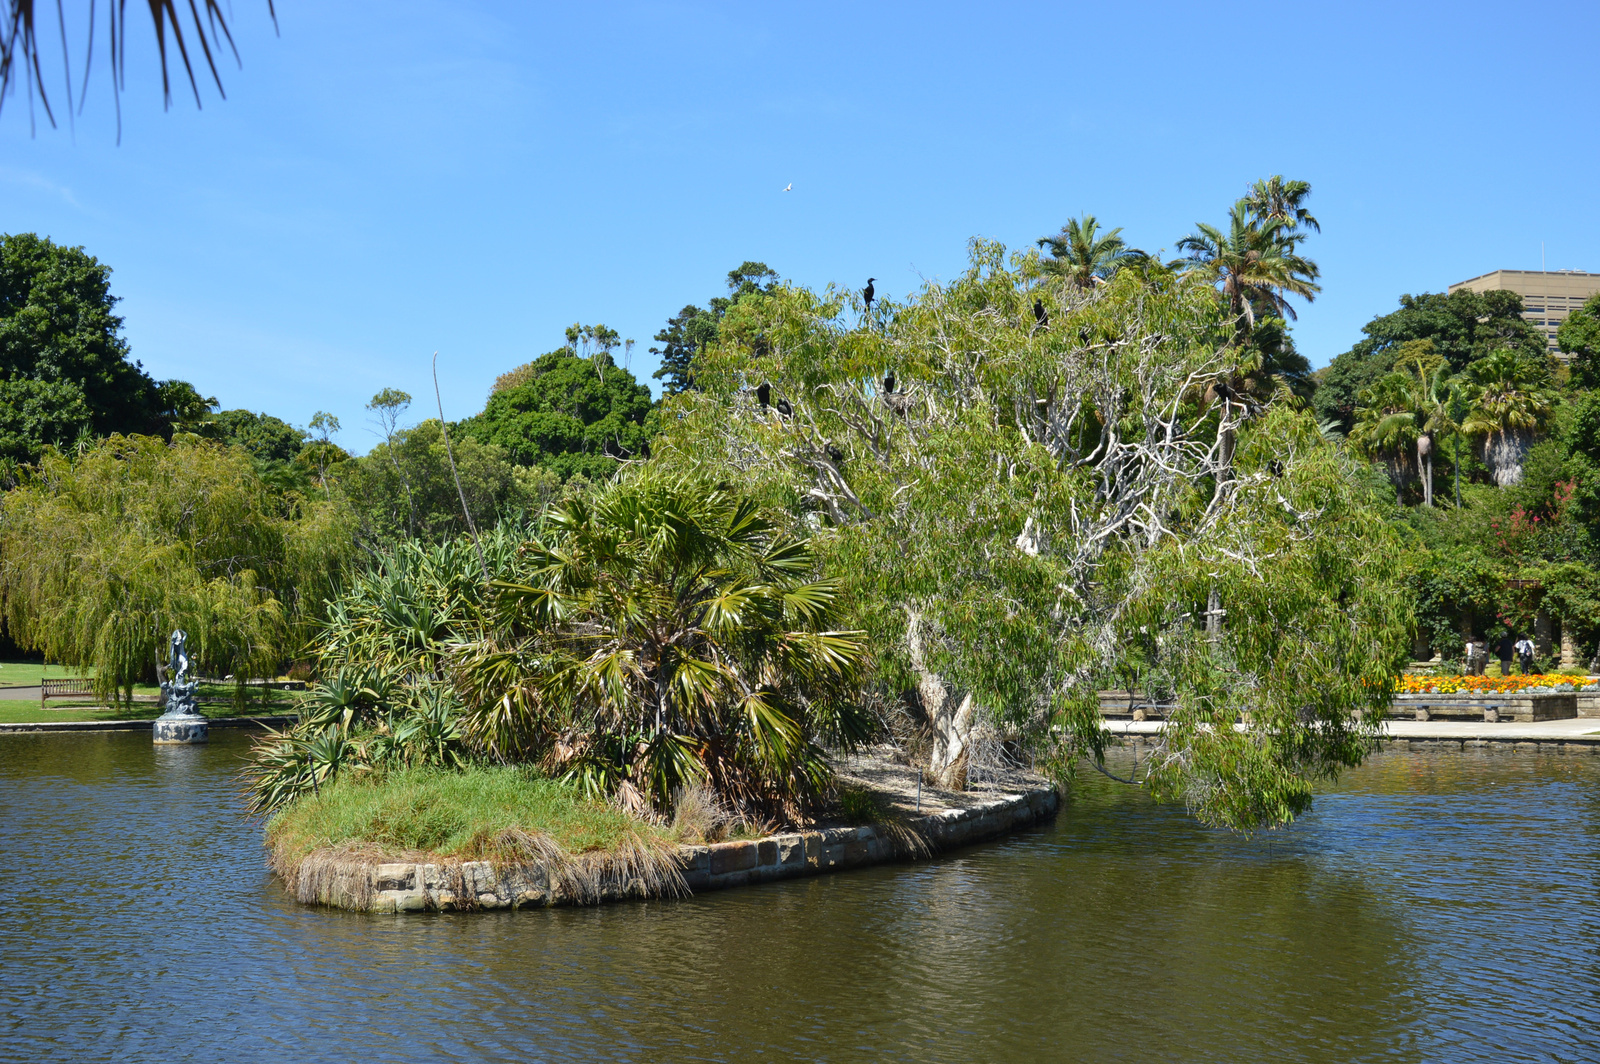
left=1515, top=636, right=1537, bottom=675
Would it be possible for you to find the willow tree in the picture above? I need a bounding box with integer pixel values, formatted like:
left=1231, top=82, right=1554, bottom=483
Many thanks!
left=0, top=435, right=354, bottom=701
left=651, top=239, right=1412, bottom=832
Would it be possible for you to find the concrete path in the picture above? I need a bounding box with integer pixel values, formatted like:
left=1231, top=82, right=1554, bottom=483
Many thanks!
left=1106, top=717, right=1600, bottom=748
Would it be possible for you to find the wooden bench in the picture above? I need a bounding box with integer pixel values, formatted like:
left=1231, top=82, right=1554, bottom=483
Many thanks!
left=40, top=677, right=95, bottom=707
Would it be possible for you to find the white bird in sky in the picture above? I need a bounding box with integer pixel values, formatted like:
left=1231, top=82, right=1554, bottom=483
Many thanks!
left=782, top=183, right=792, bottom=192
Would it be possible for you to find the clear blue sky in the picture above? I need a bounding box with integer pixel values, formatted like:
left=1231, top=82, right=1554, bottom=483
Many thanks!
left=4, top=2, right=1596, bottom=453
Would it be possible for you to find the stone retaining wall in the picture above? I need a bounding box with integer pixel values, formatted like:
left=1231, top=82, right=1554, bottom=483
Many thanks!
left=1391, top=692, right=1577, bottom=722
left=285, top=784, right=1061, bottom=914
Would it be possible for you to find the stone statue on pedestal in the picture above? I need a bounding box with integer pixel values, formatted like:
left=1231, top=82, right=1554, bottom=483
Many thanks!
left=154, top=629, right=208, bottom=744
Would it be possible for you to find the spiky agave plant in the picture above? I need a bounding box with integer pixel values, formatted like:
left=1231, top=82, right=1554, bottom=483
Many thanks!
left=450, top=474, right=871, bottom=821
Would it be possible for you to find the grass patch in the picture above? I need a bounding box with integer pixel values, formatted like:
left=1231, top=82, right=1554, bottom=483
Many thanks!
left=265, top=764, right=672, bottom=866
left=0, top=700, right=295, bottom=725
left=0, top=662, right=95, bottom=687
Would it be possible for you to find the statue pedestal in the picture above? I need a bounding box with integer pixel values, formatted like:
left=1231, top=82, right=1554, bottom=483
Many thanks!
left=153, top=712, right=208, bottom=744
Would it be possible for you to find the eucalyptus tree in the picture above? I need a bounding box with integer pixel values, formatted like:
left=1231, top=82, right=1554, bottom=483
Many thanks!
left=1176, top=204, right=1321, bottom=338
left=1036, top=215, right=1145, bottom=289
left=1461, top=348, right=1555, bottom=487
left=651, top=240, right=1411, bottom=832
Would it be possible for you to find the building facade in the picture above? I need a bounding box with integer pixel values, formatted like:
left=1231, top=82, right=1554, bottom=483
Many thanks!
left=1448, top=269, right=1600, bottom=356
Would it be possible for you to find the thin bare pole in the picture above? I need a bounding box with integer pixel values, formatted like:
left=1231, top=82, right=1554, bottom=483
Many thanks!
left=432, top=351, right=491, bottom=584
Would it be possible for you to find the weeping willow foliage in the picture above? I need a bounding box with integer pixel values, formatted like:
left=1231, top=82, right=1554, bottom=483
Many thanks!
left=0, top=435, right=354, bottom=700
left=651, top=239, right=1414, bottom=831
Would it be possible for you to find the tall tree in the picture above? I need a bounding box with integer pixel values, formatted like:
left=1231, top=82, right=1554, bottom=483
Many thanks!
left=654, top=241, right=1412, bottom=831
left=1035, top=215, right=1145, bottom=289
left=1315, top=288, right=1547, bottom=431
left=1557, top=293, right=1600, bottom=388
left=1461, top=348, right=1555, bottom=487
left=460, top=346, right=658, bottom=482
left=1241, top=175, right=1320, bottom=244
left=0, top=233, right=166, bottom=441
left=1176, top=204, right=1321, bottom=337
left=0, top=436, right=353, bottom=700
left=651, top=262, right=778, bottom=394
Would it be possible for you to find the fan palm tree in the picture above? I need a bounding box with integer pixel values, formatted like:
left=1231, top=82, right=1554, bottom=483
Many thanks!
left=450, top=475, right=869, bottom=820
left=1461, top=348, right=1555, bottom=487
left=1242, top=176, right=1320, bottom=246
left=1176, top=203, right=1322, bottom=339
left=1036, top=215, right=1146, bottom=289
left=1349, top=372, right=1423, bottom=500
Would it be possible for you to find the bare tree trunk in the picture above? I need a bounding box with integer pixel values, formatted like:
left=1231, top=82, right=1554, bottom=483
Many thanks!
left=1419, top=434, right=1433, bottom=507
left=905, top=608, right=973, bottom=790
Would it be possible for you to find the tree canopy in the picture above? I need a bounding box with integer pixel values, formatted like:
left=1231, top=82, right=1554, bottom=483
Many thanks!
left=0, top=435, right=354, bottom=698
left=0, top=234, right=168, bottom=442
left=651, top=262, right=778, bottom=394
left=460, top=346, right=658, bottom=482
left=1316, top=289, right=1548, bottom=430
left=651, top=238, right=1412, bottom=831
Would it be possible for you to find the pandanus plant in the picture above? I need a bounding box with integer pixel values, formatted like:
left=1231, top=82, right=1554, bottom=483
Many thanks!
left=450, top=475, right=871, bottom=821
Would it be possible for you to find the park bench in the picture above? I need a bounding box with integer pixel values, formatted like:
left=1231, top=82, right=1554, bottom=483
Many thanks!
left=40, top=677, right=95, bottom=707
left=1407, top=701, right=1506, bottom=723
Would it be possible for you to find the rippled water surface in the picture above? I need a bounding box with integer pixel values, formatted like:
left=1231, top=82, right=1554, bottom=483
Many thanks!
left=2, top=732, right=1598, bottom=1063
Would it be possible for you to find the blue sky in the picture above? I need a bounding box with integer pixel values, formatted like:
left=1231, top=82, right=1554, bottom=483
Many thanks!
left=4, top=1, right=1597, bottom=453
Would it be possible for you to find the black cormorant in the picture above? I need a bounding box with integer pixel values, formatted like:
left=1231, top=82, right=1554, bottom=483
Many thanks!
left=776, top=397, right=793, bottom=418
left=882, top=371, right=895, bottom=394
left=1034, top=299, right=1048, bottom=327
left=864, top=278, right=876, bottom=313
left=757, top=382, right=771, bottom=409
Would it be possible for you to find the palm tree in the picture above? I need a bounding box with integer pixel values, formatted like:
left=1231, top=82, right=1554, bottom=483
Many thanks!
left=1242, top=176, right=1320, bottom=246
left=1349, top=372, right=1423, bottom=501
left=1176, top=203, right=1322, bottom=338
left=1461, top=348, right=1555, bottom=487
left=2, top=2, right=272, bottom=131
left=450, top=475, right=868, bottom=820
left=1036, top=215, right=1146, bottom=289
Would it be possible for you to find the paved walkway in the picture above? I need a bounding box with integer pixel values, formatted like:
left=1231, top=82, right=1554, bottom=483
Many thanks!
left=1106, top=717, right=1600, bottom=747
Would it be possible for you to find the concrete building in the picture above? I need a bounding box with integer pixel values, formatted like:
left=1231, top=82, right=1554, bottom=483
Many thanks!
left=1449, top=269, right=1600, bottom=356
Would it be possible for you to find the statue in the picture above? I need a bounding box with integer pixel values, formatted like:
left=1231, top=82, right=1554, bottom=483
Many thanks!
left=154, top=628, right=207, bottom=744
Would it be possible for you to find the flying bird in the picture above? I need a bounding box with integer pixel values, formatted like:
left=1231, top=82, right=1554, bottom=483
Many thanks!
left=782, top=183, right=792, bottom=192
left=1034, top=299, right=1049, bottom=327
left=863, top=278, right=876, bottom=313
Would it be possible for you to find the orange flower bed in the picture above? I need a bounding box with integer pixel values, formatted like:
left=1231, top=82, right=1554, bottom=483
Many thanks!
left=1398, top=674, right=1599, bottom=695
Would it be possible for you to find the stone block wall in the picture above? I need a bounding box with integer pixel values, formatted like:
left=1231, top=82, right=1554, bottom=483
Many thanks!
left=285, top=784, right=1061, bottom=914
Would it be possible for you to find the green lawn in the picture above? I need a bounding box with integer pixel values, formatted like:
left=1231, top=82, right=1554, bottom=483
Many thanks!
left=0, top=662, right=95, bottom=687
left=0, top=697, right=298, bottom=725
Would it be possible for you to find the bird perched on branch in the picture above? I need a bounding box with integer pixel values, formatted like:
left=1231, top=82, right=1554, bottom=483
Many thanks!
left=757, top=382, right=771, bottom=409
left=863, top=278, right=876, bottom=314
left=776, top=398, right=793, bottom=418
left=882, top=371, right=895, bottom=395
left=825, top=443, right=844, bottom=464
left=1034, top=299, right=1049, bottom=327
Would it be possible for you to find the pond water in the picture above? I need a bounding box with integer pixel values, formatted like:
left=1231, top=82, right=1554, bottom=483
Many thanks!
left=2, top=731, right=1597, bottom=1064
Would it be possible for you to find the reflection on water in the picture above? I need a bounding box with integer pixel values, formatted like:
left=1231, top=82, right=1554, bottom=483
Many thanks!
left=1, top=732, right=1596, bottom=1063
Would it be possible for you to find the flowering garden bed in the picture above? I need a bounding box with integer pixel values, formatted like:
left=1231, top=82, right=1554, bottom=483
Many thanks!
left=1397, top=674, right=1599, bottom=695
